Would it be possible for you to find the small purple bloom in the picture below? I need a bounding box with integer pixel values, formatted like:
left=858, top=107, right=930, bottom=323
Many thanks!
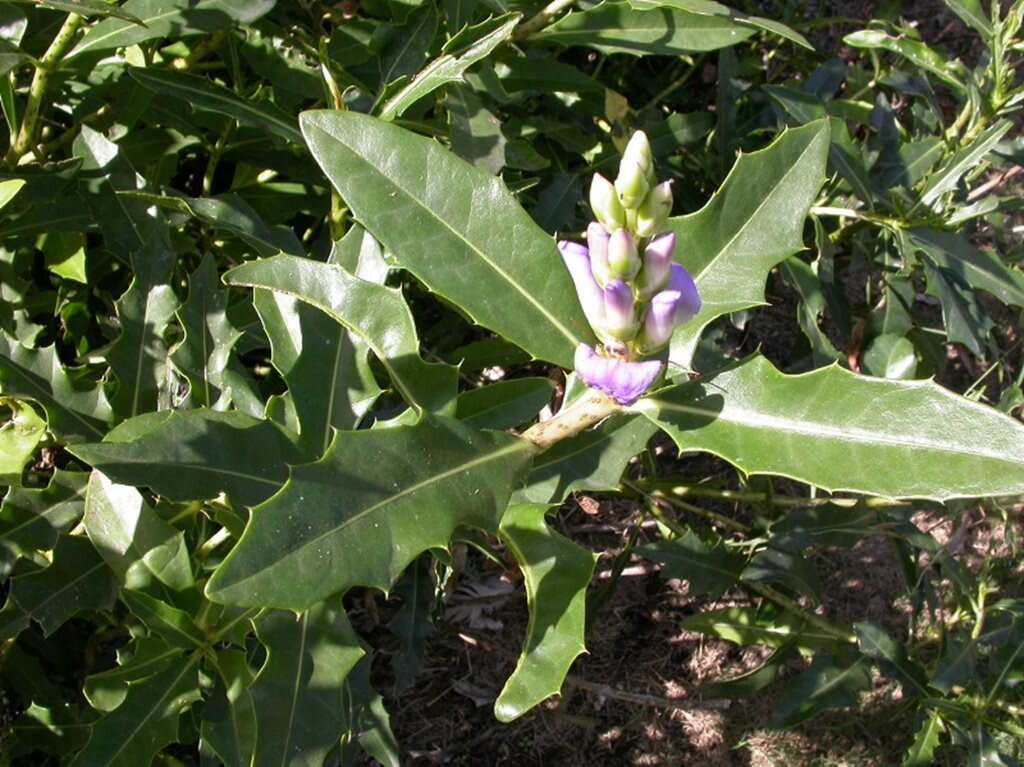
left=558, top=240, right=605, bottom=330
left=602, top=279, right=636, bottom=338
left=667, top=263, right=701, bottom=321
left=574, top=344, right=664, bottom=405
left=636, top=232, right=676, bottom=300
left=643, top=289, right=683, bottom=348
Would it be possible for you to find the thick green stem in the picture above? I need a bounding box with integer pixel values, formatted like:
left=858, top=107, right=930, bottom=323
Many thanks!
left=520, top=388, right=620, bottom=450
left=514, top=0, right=575, bottom=40
left=5, top=12, right=83, bottom=166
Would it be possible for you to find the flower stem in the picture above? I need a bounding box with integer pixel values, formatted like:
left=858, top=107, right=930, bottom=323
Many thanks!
left=514, top=0, right=576, bottom=40
left=520, top=387, right=620, bottom=450
left=5, top=12, right=84, bottom=167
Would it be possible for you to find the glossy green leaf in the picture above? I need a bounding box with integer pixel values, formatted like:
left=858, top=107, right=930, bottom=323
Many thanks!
left=639, top=530, right=745, bottom=599
left=0, top=398, right=45, bottom=478
left=299, top=109, right=594, bottom=368
left=862, top=333, right=917, bottom=380
left=379, top=13, right=520, bottom=120
left=0, top=178, right=25, bottom=211
left=84, top=636, right=184, bottom=712
left=636, top=354, right=1024, bottom=500
left=207, top=417, right=534, bottom=610
left=251, top=604, right=365, bottom=767
left=919, top=120, right=1012, bottom=207
left=771, top=653, right=873, bottom=728
left=68, top=0, right=271, bottom=59
left=105, top=230, right=179, bottom=419
left=681, top=606, right=839, bottom=651
left=668, top=120, right=830, bottom=368
left=628, top=0, right=813, bottom=49
left=252, top=253, right=383, bottom=456
left=40, top=231, right=88, bottom=283
left=447, top=84, right=507, bottom=175
left=203, top=648, right=257, bottom=767
left=70, top=409, right=304, bottom=506
left=9, top=534, right=117, bottom=636
left=515, top=413, right=657, bottom=504
left=908, top=228, right=1024, bottom=308
left=70, top=652, right=202, bottom=767
left=0, top=333, right=112, bottom=443
left=844, top=29, right=966, bottom=89
left=17, top=0, right=145, bottom=21
left=904, top=711, right=945, bottom=767
left=83, top=471, right=193, bottom=593
left=227, top=254, right=457, bottom=416
left=122, top=589, right=205, bottom=649
left=535, top=2, right=756, bottom=55
left=494, top=503, right=596, bottom=722
left=455, top=377, right=554, bottom=430
left=0, top=470, right=87, bottom=576
left=129, top=67, right=302, bottom=143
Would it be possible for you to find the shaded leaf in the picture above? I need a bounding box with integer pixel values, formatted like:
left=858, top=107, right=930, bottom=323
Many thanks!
left=639, top=530, right=745, bottom=599
left=203, top=649, right=257, bottom=767
left=903, top=711, right=945, bottom=767
left=771, top=653, right=873, bottom=728
left=919, top=120, right=1012, bottom=207
left=455, top=377, right=554, bottom=430
left=0, top=470, right=87, bottom=576
left=84, top=636, right=184, bottom=712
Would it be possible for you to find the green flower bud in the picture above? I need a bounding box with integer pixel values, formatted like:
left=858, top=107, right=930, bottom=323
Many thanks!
left=614, top=158, right=650, bottom=210
left=606, top=228, right=640, bottom=281
left=589, top=173, right=626, bottom=230
left=635, top=180, right=673, bottom=238
left=622, top=131, right=653, bottom=174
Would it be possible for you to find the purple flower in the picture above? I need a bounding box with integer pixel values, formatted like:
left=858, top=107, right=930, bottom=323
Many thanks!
left=638, top=265, right=701, bottom=353
left=586, top=222, right=611, bottom=285
left=558, top=240, right=605, bottom=331
left=574, top=344, right=664, bottom=405
left=636, top=232, right=676, bottom=300
left=667, top=263, right=701, bottom=320
left=602, top=279, right=637, bottom=339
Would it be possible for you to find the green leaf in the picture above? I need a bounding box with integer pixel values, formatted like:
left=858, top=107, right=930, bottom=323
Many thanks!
left=943, top=0, right=990, bottom=36
left=535, top=2, right=756, bottom=55
left=919, top=120, right=1012, bottom=207
left=636, top=354, right=1024, bottom=500
left=299, top=110, right=594, bottom=368
left=0, top=470, right=87, bottom=576
left=388, top=556, right=435, bottom=692
left=455, top=377, right=554, bottom=430
left=778, top=256, right=843, bottom=366
left=71, top=409, right=304, bottom=506
left=379, top=13, right=520, bottom=120
left=226, top=254, right=457, bottom=416
left=122, top=589, right=205, bottom=649
left=861, top=333, right=917, bottom=380
left=854, top=621, right=931, bottom=698
left=771, top=654, right=873, bottom=728
left=84, top=636, right=184, bottom=712
left=923, top=256, right=992, bottom=355
left=447, top=84, right=507, bottom=175
left=0, top=333, right=112, bottom=443
left=768, top=503, right=880, bottom=551
left=39, top=231, right=88, bottom=283
left=70, top=651, right=202, bottom=767
left=203, top=649, right=257, bottom=767
left=9, top=701, right=96, bottom=758
left=0, top=398, right=45, bottom=478
left=83, top=471, right=193, bottom=593
left=207, top=417, right=534, bottom=610
left=129, top=67, right=303, bottom=144
left=681, top=606, right=838, bottom=650
left=904, top=711, right=945, bottom=767
left=668, top=120, right=830, bottom=368
left=9, top=534, right=117, bottom=636
left=171, top=254, right=253, bottom=411
left=844, top=29, right=966, bottom=90
left=12, top=0, right=145, bottom=22
left=0, top=178, right=25, bottom=211
left=639, top=531, right=745, bottom=598
left=908, top=228, right=1024, bottom=308
left=251, top=604, right=365, bottom=767
left=515, top=413, right=657, bottom=504
left=494, top=503, right=597, bottom=722
left=104, top=229, right=179, bottom=419
left=628, top=0, right=813, bottom=50
left=744, top=548, right=822, bottom=603
left=68, top=0, right=270, bottom=59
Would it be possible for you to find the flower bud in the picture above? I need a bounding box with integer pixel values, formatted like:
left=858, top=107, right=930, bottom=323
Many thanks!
left=574, top=343, right=664, bottom=405
left=635, top=232, right=676, bottom=302
left=614, top=158, right=650, bottom=210
left=558, top=240, right=604, bottom=331
left=586, top=222, right=611, bottom=286
left=622, top=131, right=653, bottom=175
left=601, top=280, right=639, bottom=340
left=590, top=173, right=626, bottom=230
left=636, top=264, right=701, bottom=354
left=635, top=181, right=673, bottom=238
left=607, top=228, right=640, bottom=281
left=667, top=263, right=701, bottom=321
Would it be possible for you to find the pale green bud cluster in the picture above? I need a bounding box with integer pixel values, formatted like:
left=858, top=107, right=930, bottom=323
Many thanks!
left=588, top=131, right=672, bottom=241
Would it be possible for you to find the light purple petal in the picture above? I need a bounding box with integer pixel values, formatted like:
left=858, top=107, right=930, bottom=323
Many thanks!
left=559, top=240, right=605, bottom=329
left=644, top=289, right=682, bottom=348
left=574, top=343, right=664, bottom=405
left=667, top=263, right=701, bottom=321
left=587, top=222, right=611, bottom=285
left=645, top=232, right=676, bottom=264
left=637, top=232, right=676, bottom=299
